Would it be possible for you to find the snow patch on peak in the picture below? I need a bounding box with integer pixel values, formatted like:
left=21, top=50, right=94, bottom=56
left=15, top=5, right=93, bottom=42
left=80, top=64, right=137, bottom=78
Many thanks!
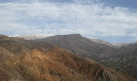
left=13, top=34, right=53, bottom=40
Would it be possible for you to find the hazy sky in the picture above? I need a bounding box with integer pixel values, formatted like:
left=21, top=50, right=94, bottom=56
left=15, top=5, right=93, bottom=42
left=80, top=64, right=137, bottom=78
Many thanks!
left=0, top=0, right=137, bottom=43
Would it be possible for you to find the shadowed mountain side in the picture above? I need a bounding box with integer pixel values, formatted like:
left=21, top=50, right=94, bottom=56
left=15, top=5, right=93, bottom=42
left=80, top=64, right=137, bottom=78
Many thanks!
left=101, top=43, right=137, bottom=79
left=0, top=34, right=9, bottom=39
left=0, top=47, right=14, bottom=61
left=36, top=34, right=117, bottom=61
left=0, top=36, right=29, bottom=55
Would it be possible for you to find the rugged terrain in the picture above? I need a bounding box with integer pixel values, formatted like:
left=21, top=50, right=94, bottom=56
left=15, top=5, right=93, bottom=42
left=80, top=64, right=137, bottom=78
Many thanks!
left=101, top=43, right=137, bottom=79
left=36, top=34, right=137, bottom=80
left=0, top=34, right=135, bottom=81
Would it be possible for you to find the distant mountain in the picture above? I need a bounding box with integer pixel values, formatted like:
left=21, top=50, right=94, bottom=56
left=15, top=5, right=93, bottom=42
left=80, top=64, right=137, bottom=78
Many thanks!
left=14, top=34, right=53, bottom=40
left=0, top=34, right=135, bottom=81
left=36, top=34, right=117, bottom=61
left=112, top=43, right=130, bottom=48
left=88, top=38, right=117, bottom=48
left=88, top=38, right=130, bottom=48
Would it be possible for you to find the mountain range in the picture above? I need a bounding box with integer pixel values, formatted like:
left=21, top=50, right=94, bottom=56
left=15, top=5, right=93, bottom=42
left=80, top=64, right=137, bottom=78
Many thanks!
left=0, top=34, right=136, bottom=81
left=14, top=34, right=53, bottom=40
left=28, top=34, right=137, bottom=80
left=88, top=38, right=130, bottom=48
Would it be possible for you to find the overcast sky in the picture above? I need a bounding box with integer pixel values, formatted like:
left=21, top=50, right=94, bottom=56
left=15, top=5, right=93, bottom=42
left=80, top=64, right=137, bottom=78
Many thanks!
left=0, top=0, right=137, bottom=43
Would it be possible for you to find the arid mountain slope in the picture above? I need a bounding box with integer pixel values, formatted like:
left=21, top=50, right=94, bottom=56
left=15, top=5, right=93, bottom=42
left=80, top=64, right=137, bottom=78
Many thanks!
left=6, top=48, right=135, bottom=81
left=0, top=62, right=26, bottom=81
left=36, top=34, right=137, bottom=80
left=0, top=34, right=135, bottom=81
